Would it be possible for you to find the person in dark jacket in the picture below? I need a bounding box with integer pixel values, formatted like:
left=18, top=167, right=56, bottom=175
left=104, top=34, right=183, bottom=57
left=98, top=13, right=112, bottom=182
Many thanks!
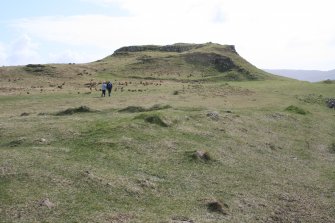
left=106, top=81, right=113, bottom=97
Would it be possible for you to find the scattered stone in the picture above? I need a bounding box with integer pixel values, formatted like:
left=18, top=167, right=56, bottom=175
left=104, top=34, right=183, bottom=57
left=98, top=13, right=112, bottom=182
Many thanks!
left=84, top=170, right=92, bottom=175
left=192, top=150, right=211, bottom=161
left=207, top=200, right=228, bottom=215
left=171, top=216, right=194, bottom=223
left=137, top=179, right=156, bottom=189
left=207, top=111, right=219, bottom=121
left=296, top=94, right=325, bottom=104
left=39, top=138, right=47, bottom=143
left=38, top=198, right=55, bottom=209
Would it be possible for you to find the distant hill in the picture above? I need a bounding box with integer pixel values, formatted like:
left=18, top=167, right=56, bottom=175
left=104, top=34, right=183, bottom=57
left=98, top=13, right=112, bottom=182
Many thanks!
left=0, top=43, right=282, bottom=96
left=98, top=42, right=278, bottom=81
left=264, top=69, right=335, bottom=82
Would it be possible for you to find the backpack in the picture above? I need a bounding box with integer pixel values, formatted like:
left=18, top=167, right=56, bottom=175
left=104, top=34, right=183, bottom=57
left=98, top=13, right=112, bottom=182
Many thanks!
left=107, top=82, right=112, bottom=89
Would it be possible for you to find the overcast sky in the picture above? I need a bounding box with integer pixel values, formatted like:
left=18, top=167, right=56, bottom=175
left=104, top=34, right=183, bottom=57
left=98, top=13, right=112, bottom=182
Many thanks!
left=1, top=0, right=334, bottom=70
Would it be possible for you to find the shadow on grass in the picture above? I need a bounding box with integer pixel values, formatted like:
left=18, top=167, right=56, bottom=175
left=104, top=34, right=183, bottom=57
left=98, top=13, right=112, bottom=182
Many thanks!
left=55, top=106, right=94, bottom=116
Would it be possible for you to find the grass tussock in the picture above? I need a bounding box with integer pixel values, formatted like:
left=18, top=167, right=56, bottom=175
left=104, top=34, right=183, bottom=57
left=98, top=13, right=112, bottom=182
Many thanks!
left=55, top=106, right=93, bottom=115
left=285, top=105, right=308, bottom=115
left=144, top=115, right=169, bottom=127
left=207, top=200, right=228, bottom=215
left=135, top=113, right=169, bottom=127
left=118, top=106, right=146, bottom=113
left=118, top=104, right=171, bottom=113
left=329, top=143, right=335, bottom=154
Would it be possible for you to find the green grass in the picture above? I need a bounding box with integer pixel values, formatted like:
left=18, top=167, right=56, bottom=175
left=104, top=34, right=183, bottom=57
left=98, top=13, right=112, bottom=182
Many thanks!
left=285, top=105, right=309, bottom=115
left=1, top=44, right=335, bottom=222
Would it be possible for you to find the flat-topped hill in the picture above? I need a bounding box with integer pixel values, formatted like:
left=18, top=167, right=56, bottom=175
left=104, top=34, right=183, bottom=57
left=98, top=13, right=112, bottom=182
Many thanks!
left=99, top=42, right=276, bottom=81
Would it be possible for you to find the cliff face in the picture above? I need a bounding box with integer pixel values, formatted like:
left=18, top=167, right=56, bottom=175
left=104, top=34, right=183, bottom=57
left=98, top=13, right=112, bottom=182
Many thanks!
left=183, top=52, right=236, bottom=72
left=113, top=43, right=237, bottom=54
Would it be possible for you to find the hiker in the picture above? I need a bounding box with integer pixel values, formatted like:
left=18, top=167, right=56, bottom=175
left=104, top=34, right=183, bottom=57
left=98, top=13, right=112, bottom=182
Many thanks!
left=101, top=81, right=107, bottom=97
left=107, top=81, right=113, bottom=96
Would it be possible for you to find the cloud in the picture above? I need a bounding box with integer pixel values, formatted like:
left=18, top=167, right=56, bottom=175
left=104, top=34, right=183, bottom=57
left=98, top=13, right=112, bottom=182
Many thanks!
left=10, top=0, right=227, bottom=47
left=88, top=0, right=223, bottom=18
left=4, top=0, right=335, bottom=69
left=0, top=34, right=42, bottom=66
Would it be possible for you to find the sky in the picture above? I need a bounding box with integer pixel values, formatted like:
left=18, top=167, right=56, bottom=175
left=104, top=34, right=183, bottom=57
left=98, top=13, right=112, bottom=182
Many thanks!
left=1, top=0, right=335, bottom=70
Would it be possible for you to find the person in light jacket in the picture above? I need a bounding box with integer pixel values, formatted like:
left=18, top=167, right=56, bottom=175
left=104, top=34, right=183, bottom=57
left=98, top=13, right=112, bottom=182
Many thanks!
left=101, top=82, right=107, bottom=97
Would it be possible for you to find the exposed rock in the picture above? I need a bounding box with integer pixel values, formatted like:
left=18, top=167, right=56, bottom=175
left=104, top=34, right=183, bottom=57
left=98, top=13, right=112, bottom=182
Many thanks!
left=207, top=111, right=219, bottom=121
left=38, top=198, right=55, bottom=209
left=113, top=43, right=204, bottom=54
left=192, top=150, right=211, bottom=161
left=184, top=53, right=236, bottom=72
left=326, top=98, right=335, bottom=108
left=39, top=138, right=47, bottom=143
left=113, top=43, right=239, bottom=56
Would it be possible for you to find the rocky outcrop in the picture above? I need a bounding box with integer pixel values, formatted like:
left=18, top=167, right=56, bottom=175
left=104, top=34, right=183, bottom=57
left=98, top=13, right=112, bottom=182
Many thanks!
left=113, top=44, right=199, bottom=54
left=113, top=43, right=202, bottom=54
left=184, top=52, right=236, bottom=72
left=113, top=43, right=236, bottom=55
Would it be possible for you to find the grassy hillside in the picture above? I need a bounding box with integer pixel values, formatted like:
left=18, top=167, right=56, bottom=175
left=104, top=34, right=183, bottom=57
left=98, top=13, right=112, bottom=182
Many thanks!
left=0, top=43, right=280, bottom=97
left=0, top=43, right=335, bottom=222
left=101, top=43, right=277, bottom=81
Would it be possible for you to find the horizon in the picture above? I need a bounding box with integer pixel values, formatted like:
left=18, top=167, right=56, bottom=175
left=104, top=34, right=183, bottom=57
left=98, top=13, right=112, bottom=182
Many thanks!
left=1, top=0, right=335, bottom=71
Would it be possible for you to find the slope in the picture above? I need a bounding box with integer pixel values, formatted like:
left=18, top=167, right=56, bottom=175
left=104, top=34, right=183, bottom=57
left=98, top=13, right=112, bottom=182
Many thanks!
left=0, top=43, right=335, bottom=222
left=97, top=42, right=278, bottom=81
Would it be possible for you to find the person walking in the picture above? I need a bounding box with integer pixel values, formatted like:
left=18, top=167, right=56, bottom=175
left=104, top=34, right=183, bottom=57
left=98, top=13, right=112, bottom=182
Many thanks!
left=107, top=81, right=113, bottom=97
left=101, top=81, right=107, bottom=97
